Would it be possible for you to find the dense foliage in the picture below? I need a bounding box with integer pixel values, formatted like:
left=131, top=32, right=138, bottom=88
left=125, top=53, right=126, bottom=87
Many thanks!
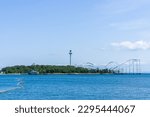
left=0, top=65, right=114, bottom=74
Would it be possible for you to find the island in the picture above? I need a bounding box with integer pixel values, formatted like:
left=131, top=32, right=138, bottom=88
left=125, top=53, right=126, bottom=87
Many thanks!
left=0, top=65, right=115, bottom=74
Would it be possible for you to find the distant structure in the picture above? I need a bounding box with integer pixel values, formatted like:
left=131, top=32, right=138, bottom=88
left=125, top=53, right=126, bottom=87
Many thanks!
left=105, top=59, right=141, bottom=74
left=69, top=50, right=72, bottom=66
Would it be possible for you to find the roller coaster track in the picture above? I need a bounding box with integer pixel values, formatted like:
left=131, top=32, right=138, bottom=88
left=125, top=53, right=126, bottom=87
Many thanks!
left=105, top=59, right=141, bottom=74
left=81, top=59, right=141, bottom=74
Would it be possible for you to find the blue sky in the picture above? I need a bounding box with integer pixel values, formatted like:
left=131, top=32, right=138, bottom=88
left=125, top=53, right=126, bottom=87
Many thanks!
left=0, top=0, right=150, bottom=72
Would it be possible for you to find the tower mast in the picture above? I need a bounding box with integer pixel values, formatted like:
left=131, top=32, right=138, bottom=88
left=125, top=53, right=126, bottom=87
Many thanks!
left=69, top=50, right=72, bottom=66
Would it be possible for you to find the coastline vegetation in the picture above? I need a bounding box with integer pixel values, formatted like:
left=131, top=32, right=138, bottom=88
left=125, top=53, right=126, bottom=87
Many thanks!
left=0, top=65, right=114, bottom=74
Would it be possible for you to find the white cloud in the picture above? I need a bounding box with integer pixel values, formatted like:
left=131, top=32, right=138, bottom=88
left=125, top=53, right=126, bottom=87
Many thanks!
left=111, top=40, right=150, bottom=50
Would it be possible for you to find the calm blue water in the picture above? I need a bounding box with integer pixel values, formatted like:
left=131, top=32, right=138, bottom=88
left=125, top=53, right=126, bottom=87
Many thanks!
left=0, top=74, right=150, bottom=100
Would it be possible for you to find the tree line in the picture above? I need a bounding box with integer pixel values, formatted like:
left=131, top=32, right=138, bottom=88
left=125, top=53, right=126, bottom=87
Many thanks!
left=0, top=65, right=115, bottom=74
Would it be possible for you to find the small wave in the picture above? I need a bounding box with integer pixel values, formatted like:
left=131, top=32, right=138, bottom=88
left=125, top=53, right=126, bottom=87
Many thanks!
left=0, top=78, right=24, bottom=94
left=17, top=81, right=24, bottom=88
left=16, top=78, right=24, bottom=88
left=0, top=87, right=19, bottom=93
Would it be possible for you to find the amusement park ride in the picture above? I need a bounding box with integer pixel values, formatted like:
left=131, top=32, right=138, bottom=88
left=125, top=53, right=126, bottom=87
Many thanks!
left=84, top=59, right=141, bottom=74
left=105, top=59, right=141, bottom=74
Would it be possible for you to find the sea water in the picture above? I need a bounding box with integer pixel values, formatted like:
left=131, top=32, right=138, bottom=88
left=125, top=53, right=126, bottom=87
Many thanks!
left=0, top=74, right=150, bottom=100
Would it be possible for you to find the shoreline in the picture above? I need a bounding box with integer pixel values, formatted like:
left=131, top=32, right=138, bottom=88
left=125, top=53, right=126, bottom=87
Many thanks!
left=0, top=73, right=112, bottom=75
left=0, top=73, right=144, bottom=75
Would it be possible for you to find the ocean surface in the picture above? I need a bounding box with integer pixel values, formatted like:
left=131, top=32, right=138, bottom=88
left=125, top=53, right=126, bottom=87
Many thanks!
left=0, top=74, right=150, bottom=100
